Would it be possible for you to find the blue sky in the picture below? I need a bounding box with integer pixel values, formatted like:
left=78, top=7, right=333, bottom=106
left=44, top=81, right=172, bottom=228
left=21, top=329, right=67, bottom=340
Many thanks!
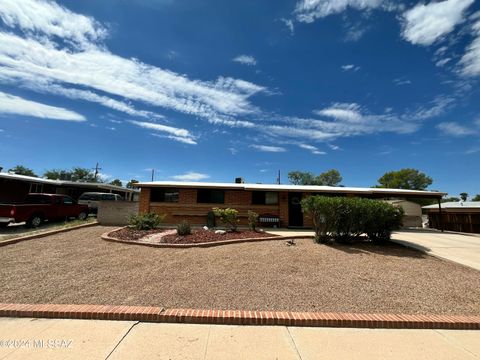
left=0, top=0, right=479, bottom=196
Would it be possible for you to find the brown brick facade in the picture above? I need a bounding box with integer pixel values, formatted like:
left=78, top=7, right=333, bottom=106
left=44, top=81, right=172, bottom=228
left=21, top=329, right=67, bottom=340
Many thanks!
left=138, top=187, right=318, bottom=227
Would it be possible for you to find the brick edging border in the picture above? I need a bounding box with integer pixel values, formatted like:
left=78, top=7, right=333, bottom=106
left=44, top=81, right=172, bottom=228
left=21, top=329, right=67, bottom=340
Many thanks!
left=0, top=221, right=98, bottom=247
left=101, top=227, right=311, bottom=248
left=0, top=303, right=478, bottom=330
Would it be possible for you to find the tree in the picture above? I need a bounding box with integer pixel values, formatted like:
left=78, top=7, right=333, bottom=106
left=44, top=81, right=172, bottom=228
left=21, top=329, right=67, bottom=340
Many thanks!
left=316, top=169, right=342, bottom=186
left=43, top=167, right=98, bottom=182
left=44, top=169, right=72, bottom=180
left=472, top=194, right=480, bottom=201
left=110, top=179, right=123, bottom=187
left=460, top=192, right=468, bottom=201
left=288, top=169, right=342, bottom=186
left=288, top=171, right=315, bottom=185
left=126, top=179, right=139, bottom=189
left=376, top=168, right=433, bottom=190
left=8, top=165, right=37, bottom=177
left=442, top=196, right=460, bottom=203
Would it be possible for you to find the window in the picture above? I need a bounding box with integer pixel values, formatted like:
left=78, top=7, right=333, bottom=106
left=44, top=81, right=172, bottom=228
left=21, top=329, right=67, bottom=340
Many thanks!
left=101, top=194, right=116, bottom=201
left=252, top=191, right=279, bottom=205
left=25, top=195, right=51, bottom=204
left=150, top=188, right=179, bottom=202
left=63, top=196, right=74, bottom=205
left=197, top=189, right=224, bottom=204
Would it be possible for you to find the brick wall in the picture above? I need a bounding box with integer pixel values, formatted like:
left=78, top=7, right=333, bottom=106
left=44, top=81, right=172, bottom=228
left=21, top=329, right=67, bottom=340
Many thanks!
left=138, top=187, right=323, bottom=228
left=97, top=201, right=139, bottom=225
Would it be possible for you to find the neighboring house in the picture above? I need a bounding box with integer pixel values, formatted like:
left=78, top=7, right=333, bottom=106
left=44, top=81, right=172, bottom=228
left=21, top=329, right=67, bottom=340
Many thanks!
left=385, top=200, right=422, bottom=228
left=423, top=202, right=480, bottom=234
left=0, top=172, right=139, bottom=202
left=136, top=181, right=444, bottom=228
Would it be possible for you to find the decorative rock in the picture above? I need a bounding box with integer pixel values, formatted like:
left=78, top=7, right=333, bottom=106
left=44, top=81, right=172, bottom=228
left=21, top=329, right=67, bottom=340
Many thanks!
left=203, top=226, right=209, bottom=230
left=215, top=230, right=226, bottom=235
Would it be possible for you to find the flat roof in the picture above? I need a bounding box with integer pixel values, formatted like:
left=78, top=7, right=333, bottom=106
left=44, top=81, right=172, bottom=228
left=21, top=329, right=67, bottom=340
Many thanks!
left=0, top=172, right=138, bottom=193
left=136, top=181, right=445, bottom=198
left=423, top=201, right=480, bottom=209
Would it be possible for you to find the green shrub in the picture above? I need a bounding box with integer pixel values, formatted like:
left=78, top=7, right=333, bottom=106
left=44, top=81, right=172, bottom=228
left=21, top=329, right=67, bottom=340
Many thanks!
left=301, top=196, right=403, bottom=244
left=176, top=220, right=192, bottom=236
left=213, top=208, right=239, bottom=232
left=129, top=212, right=165, bottom=230
left=247, top=210, right=259, bottom=231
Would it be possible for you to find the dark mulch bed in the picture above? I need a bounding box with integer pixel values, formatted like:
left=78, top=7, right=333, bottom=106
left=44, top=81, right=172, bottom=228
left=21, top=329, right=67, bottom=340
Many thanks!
left=161, top=229, right=278, bottom=244
left=109, top=227, right=160, bottom=241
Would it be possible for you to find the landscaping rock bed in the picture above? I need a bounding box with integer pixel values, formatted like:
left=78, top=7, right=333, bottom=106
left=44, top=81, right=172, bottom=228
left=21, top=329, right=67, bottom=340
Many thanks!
left=161, top=229, right=277, bottom=244
left=108, top=227, right=278, bottom=244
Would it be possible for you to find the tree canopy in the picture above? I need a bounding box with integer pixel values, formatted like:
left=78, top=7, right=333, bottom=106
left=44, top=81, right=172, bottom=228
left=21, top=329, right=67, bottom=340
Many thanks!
left=472, top=194, right=480, bottom=201
left=8, top=165, right=37, bottom=177
left=126, top=179, right=139, bottom=189
left=442, top=196, right=460, bottom=203
left=459, top=192, right=468, bottom=201
left=43, top=167, right=99, bottom=182
left=109, top=179, right=123, bottom=187
left=375, top=168, right=433, bottom=190
left=288, top=169, right=342, bottom=186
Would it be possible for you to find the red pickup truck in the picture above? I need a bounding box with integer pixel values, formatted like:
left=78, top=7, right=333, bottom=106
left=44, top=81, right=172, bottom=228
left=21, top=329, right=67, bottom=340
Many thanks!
left=0, top=193, right=89, bottom=228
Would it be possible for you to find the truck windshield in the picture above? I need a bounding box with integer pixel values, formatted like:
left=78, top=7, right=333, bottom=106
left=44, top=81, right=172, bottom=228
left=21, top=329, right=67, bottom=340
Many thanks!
left=25, top=195, right=51, bottom=204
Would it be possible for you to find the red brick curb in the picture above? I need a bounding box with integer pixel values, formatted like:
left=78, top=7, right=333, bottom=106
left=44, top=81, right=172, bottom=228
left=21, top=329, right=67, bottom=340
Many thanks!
left=0, top=304, right=478, bottom=330
left=101, top=227, right=310, bottom=248
left=0, top=221, right=98, bottom=247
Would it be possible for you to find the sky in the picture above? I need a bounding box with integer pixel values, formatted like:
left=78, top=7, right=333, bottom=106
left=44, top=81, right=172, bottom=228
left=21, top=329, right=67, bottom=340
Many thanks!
left=0, top=0, right=479, bottom=197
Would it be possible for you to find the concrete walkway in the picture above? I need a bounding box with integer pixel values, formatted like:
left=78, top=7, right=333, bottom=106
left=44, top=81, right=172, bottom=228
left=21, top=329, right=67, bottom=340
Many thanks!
left=0, top=318, right=479, bottom=359
left=391, top=230, right=480, bottom=271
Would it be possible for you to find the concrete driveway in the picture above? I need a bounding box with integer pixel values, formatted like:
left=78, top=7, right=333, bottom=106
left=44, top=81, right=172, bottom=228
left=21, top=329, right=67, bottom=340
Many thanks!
left=0, top=318, right=479, bottom=360
left=392, top=230, right=480, bottom=271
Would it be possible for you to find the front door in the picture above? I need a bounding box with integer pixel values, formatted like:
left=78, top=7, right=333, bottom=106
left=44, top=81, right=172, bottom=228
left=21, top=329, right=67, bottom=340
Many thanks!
left=288, top=192, right=303, bottom=227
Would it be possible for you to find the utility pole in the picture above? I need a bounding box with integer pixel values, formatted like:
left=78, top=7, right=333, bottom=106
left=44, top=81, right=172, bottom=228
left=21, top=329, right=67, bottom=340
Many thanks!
left=93, top=162, right=102, bottom=181
left=151, top=168, right=155, bottom=182
left=276, top=170, right=281, bottom=184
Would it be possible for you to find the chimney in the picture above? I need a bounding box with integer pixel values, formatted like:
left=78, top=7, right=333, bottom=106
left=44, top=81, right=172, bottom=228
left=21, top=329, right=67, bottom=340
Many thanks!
left=235, top=177, right=245, bottom=184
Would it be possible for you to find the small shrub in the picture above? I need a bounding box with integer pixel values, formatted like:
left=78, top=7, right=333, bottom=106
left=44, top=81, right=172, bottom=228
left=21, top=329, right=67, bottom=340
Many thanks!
left=129, top=212, right=165, bottom=230
left=247, top=210, right=259, bottom=231
left=177, top=220, right=192, bottom=236
left=213, top=208, right=239, bottom=232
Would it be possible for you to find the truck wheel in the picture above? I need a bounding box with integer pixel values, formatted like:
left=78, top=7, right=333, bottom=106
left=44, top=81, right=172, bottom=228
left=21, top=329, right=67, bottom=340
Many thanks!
left=26, top=214, right=43, bottom=228
left=77, top=211, right=88, bottom=221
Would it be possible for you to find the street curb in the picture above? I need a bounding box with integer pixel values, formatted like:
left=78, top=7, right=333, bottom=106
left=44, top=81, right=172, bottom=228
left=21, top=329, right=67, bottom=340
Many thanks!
left=0, top=222, right=98, bottom=247
left=101, top=227, right=311, bottom=248
left=0, top=303, right=478, bottom=330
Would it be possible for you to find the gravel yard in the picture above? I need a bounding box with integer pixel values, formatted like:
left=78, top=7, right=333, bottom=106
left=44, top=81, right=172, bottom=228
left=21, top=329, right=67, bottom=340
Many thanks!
left=1, top=225, right=479, bottom=315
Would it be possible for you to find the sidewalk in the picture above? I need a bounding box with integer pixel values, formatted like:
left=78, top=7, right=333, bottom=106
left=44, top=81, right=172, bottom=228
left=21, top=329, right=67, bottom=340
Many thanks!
left=0, top=317, right=479, bottom=359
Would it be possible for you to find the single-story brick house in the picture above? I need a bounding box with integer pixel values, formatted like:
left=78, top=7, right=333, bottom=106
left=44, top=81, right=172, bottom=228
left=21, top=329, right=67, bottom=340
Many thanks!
left=136, top=181, right=444, bottom=228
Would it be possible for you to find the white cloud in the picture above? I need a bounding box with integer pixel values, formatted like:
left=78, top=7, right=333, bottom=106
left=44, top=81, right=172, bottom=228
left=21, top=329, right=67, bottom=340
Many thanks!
left=129, top=120, right=197, bottom=145
left=435, top=58, right=451, bottom=67
left=295, top=0, right=384, bottom=23
left=328, top=144, right=340, bottom=150
left=401, top=0, right=474, bottom=46
left=0, top=91, right=85, bottom=121
left=314, top=103, right=363, bottom=122
left=341, top=64, right=360, bottom=72
left=394, top=78, right=412, bottom=86
left=251, top=144, right=286, bottom=152
left=436, top=121, right=476, bottom=136
left=299, top=143, right=326, bottom=155
left=171, top=172, right=210, bottom=181
left=0, top=0, right=106, bottom=48
left=280, top=18, right=295, bottom=34
left=459, top=19, right=480, bottom=77
left=232, top=55, right=257, bottom=66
